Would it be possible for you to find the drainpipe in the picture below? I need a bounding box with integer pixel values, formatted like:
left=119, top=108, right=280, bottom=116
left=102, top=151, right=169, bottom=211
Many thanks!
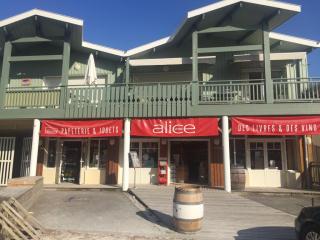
left=30, top=119, right=40, bottom=177
left=122, top=118, right=131, bottom=191
left=222, top=116, right=231, bottom=193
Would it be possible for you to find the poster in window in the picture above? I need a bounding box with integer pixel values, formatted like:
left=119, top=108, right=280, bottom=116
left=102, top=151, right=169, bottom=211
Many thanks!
left=129, top=151, right=141, bottom=168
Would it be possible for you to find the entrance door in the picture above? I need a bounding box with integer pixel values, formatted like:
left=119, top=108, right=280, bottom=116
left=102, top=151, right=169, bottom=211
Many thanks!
left=61, top=141, right=81, bottom=184
left=170, top=141, right=208, bottom=184
left=20, top=137, right=32, bottom=177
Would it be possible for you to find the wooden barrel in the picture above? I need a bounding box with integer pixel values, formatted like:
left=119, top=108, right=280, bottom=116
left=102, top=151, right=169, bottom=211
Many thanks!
left=173, top=185, right=203, bottom=233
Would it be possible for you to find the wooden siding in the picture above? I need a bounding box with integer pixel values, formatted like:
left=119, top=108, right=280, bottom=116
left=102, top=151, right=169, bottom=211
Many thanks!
left=209, top=138, right=224, bottom=188
left=106, top=139, right=119, bottom=184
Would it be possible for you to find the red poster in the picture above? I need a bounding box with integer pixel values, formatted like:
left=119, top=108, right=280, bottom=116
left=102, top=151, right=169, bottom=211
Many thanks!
left=131, top=118, right=219, bottom=137
left=232, top=116, right=320, bottom=136
left=41, top=120, right=123, bottom=138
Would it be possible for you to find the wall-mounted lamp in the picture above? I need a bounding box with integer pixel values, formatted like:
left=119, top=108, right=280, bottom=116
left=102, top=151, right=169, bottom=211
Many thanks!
left=109, top=138, right=115, bottom=146
left=214, top=138, right=220, bottom=146
left=161, top=139, right=167, bottom=145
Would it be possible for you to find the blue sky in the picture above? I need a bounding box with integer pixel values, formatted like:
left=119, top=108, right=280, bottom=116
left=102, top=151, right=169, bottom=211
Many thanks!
left=1, top=0, right=319, bottom=76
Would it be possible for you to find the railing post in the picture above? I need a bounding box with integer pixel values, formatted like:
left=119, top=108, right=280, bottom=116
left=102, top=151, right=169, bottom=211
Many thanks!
left=59, top=39, right=70, bottom=109
left=0, top=41, right=12, bottom=108
left=262, top=23, right=273, bottom=104
left=192, top=31, right=199, bottom=105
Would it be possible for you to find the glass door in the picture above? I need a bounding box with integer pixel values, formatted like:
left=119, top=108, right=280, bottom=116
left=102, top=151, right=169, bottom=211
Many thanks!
left=61, top=141, right=82, bottom=184
left=249, top=141, right=265, bottom=169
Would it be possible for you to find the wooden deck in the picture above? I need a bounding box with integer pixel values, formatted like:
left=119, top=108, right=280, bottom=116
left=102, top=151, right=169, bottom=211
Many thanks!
left=130, top=185, right=296, bottom=240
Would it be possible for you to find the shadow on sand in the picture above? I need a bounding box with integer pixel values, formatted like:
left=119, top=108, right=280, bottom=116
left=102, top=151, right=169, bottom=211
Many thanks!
left=136, top=209, right=174, bottom=231
left=235, top=226, right=295, bottom=240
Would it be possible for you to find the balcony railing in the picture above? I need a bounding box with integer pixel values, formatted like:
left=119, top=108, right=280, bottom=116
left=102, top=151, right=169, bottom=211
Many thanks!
left=2, top=78, right=320, bottom=117
left=273, top=78, right=320, bottom=103
left=199, top=79, right=265, bottom=104
left=4, top=86, right=60, bottom=109
left=65, top=82, right=192, bottom=118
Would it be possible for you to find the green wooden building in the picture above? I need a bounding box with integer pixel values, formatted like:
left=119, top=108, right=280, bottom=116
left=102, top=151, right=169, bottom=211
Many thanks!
left=0, top=0, right=319, bottom=191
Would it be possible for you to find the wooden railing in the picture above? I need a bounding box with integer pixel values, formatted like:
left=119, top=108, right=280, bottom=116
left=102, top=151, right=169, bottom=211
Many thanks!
left=3, top=78, right=320, bottom=117
left=309, top=162, right=320, bottom=189
left=199, top=80, right=265, bottom=104
left=4, top=87, right=60, bottom=109
left=273, top=78, right=320, bottom=103
left=65, top=82, right=192, bottom=118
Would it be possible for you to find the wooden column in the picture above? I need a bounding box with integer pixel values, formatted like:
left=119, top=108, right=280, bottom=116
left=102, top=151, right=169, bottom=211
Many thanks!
left=0, top=41, right=12, bottom=108
left=262, top=23, right=273, bottom=104
left=125, top=57, right=130, bottom=84
left=59, top=40, right=70, bottom=109
left=192, top=31, right=199, bottom=106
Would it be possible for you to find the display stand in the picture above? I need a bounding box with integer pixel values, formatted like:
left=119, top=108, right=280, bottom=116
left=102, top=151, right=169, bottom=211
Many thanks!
left=158, top=158, right=168, bottom=185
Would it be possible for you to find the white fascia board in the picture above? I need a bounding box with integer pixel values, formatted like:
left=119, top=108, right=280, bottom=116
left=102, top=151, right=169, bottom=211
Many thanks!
left=129, top=56, right=216, bottom=66
left=82, top=41, right=125, bottom=57
left=125, top=37, right=171, bottom=56
left=234, top=52, right=307, bottom=62
left=188, top=0, right=300, bottom=18
left=270, top=32, right=320, bottom=48
left=0, top=9, right=83, bottom=28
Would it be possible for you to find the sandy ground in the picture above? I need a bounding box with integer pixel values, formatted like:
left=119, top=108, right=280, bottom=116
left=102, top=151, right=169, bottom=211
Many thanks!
left=42, top=230, right=188, bottom=240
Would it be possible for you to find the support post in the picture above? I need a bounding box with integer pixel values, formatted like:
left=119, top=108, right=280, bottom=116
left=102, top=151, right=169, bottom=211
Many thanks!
left=30, top=119, right=41, bottom=177
left=222, top=116, right=231, bottom=193
left=125, top=57, right=130, bottom=84
left=59, top=40, right=70, bottom=109
left=303, top=136, right=310, bottom=188
left=0, top=41, right=12, bottom=108
left=192, top=31, right=199, bottom=106
left=262, top=23, right=273, bottom=104
left=122, top=118, right=131, bottom=191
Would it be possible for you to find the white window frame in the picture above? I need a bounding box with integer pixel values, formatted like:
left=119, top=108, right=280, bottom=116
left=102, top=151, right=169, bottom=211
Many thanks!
left=246, top=138, right=287, bottom=170
left=87, top=138, right=108, bottom=169
left=130, top=138, right=160, bottom=169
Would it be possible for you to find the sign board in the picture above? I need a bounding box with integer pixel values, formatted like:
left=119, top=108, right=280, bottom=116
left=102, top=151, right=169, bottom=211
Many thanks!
left=129, top=151, right=141, bottom=168
left=232, top=116, right=320, bottom=136
left=40, top=120, right=123, bottom=138
left=131, top=118, right=219, bottom=137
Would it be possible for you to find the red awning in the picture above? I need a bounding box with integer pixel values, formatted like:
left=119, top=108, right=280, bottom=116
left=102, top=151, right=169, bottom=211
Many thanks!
left=232, top=116, right=320, bottom=136
left=41, top=120, right=123, bottom=138
left=131, top=118, right=219, bottom=137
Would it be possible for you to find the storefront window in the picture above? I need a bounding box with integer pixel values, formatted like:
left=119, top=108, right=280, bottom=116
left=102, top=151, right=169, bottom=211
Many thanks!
left=142, top=142, right=158, bottom=168
left=89, top=140, right=108, bottom=169
left=130, top=141, right=159, bottom=168
left=250, top=142, right=264, bottom=169
left=267, top=142, right=282, bottom=170
left=230, top=139, right=246, bottom=168
left=47, top=140, right=57, bottom=168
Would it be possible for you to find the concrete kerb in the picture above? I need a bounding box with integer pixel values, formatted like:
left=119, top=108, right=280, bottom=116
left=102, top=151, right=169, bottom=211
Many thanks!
left=234, top=189, right=320, bottom=197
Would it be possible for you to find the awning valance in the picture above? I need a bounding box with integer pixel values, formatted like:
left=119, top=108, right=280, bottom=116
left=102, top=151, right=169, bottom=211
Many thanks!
left=232, top=116, right=320, bottom=136
left=40, top=120, right=123, bottom=138
left=131, top=118, right=219, bottom=137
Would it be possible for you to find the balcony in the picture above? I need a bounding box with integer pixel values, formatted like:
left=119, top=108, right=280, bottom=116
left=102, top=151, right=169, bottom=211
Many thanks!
left=1, top=78, right=320, bottom=118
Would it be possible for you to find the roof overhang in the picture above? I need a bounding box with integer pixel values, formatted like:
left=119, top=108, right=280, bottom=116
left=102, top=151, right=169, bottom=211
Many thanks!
left=270, top=32, right=320, bottom=52
left=126, top=0, right=301, bottom=57
left=0, top=9, right=125, bottom=59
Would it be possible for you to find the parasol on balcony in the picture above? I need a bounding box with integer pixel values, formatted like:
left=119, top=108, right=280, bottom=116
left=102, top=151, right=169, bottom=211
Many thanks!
left=84, top=53, right=98, bottom=85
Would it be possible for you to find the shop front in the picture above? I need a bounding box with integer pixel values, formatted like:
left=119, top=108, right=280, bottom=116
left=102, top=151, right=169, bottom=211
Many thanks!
left=230, top=116, right=320, bottom=189
left=121, top=118, right=219, bottom=186
left=40, top=120, right=122, bottom=185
